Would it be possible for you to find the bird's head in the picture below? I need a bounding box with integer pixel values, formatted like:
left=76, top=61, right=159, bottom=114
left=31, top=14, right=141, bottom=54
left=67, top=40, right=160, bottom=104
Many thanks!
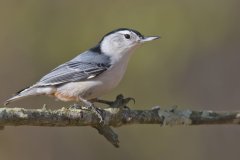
left=96, top=28, right=160, bottom=57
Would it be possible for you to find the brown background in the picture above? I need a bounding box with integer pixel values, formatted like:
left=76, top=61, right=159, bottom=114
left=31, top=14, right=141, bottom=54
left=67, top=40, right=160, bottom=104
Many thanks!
left=0, top=0, right=240, bottom=160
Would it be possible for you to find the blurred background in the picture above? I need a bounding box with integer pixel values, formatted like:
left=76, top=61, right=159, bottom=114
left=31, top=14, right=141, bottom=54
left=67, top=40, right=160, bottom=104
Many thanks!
left=0, top=0, right=240, bottom=160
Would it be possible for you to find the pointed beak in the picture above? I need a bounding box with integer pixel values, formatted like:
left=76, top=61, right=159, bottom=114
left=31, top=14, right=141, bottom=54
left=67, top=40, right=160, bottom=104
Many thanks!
left=140, top=36, right=160, bottom=43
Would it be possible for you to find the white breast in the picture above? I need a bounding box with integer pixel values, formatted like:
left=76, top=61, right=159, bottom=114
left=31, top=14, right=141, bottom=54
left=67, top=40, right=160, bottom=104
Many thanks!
left=56, top=53, right=132, bottom=101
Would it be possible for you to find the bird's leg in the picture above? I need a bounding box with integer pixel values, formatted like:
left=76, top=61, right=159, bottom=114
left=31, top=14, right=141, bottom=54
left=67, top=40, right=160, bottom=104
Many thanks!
left=69, top=103, right=82, bottom=109
left=93, top=99, right=113, bottom=106
left=94, top=94, right=135, bottom=109
left=78, top=96, right=104, bottom=123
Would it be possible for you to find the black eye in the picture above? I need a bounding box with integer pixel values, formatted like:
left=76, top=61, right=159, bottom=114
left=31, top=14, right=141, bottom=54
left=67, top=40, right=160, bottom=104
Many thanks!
left=124, top=34, right=131, bottom=39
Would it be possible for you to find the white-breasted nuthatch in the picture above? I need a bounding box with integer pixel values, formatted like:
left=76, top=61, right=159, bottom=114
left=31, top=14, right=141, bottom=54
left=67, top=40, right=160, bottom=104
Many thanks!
left=4, top=28, right=159, bottom=120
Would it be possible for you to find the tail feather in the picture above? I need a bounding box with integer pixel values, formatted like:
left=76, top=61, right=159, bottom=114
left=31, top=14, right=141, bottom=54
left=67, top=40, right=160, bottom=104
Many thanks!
left=4, top=95, right=26, bottom=106
left=4, top=86, right=39, bottom=106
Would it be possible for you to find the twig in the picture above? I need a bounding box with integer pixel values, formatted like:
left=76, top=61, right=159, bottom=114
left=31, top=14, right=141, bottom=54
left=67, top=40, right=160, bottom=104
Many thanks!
left=0, top=106, right=239, bottom=147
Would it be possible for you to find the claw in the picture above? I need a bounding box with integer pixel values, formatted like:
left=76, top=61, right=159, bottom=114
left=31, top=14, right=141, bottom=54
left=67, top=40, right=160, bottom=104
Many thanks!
left=116, top=94, right=124, bottom=99
left=69, top=103, right=104, bottom=123
left=124, top=97, right=135, bottom=105
left=83, top=104, right=104, bottom=123
left=116, top=94, right=135, bottom=106
left=94, top=107, right=104, bottom=123
left=69, top=104, right=82, bottom=109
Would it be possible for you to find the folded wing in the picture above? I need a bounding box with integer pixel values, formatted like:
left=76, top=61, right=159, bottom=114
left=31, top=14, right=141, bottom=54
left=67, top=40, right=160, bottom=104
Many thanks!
left=37, top=61, right=111, bottom=86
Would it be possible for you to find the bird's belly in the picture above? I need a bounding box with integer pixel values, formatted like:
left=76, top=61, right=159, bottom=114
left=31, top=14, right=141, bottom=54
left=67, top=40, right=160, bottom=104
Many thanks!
left=55, top=60, right=128, bottom=101
left=55, top=81, right=103, bottom=101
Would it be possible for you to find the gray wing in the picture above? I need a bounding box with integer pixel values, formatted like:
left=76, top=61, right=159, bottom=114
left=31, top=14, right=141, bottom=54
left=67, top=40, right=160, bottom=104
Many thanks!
left=36, top=50, right=111, bottom=86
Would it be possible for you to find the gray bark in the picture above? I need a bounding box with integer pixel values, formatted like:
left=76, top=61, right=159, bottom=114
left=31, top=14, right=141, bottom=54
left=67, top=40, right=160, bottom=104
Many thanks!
left=0, top=106, right=239, bottom=147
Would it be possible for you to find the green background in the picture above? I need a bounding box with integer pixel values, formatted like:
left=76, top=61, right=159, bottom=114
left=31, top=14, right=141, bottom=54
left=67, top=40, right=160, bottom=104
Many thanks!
left=0, top=0, right=239, bottom=160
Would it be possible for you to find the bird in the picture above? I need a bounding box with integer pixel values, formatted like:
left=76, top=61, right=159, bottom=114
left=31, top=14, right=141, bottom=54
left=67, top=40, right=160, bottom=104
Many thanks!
left=4, top=28, right=159, bottom=121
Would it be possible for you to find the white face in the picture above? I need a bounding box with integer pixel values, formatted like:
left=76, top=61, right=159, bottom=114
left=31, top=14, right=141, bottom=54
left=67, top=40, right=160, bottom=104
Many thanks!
left=100, top=29, right=159, bottom=63
left=100, top=30, right=142, bottom=55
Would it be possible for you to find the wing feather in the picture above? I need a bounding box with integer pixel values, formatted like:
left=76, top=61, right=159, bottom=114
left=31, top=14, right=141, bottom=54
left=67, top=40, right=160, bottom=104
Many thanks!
left=37, top=61, right=111, bottom=86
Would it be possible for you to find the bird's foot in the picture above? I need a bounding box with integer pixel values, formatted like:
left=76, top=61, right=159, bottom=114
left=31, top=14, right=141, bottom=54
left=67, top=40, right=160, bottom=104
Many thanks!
left=69, top=103, right=82, bottom=109
left=85, top=103, right=104, bottom=123
left=69, top=102, right=104, bottom=124
left=95, top=94, right=135, bottom=109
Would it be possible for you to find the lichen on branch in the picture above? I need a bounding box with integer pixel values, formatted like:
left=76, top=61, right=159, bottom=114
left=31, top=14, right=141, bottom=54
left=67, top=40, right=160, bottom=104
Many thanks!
left=0, top=106, right=239, bottom=148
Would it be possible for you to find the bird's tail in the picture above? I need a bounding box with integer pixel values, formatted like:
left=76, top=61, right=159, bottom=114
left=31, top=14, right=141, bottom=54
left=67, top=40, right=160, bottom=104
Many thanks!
left=4, top=86, right=39, bottom=106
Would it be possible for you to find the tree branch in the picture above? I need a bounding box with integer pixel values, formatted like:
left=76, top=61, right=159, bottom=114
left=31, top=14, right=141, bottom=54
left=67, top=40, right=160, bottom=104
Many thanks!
left=0, top=106, right=239, bottom=147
